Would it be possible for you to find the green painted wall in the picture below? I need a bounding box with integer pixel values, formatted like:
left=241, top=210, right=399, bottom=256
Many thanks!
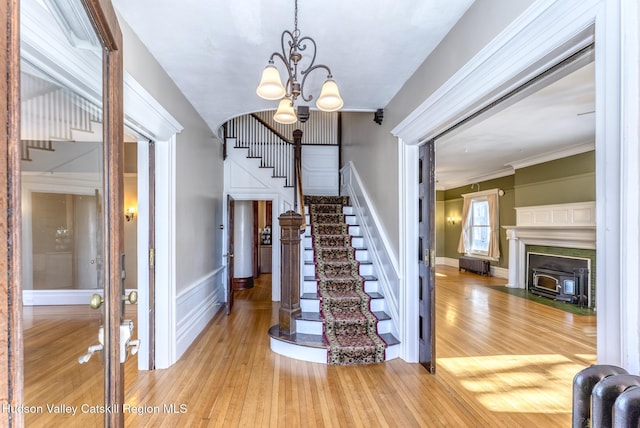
left=435, top=151, right=595, bottom=270
left=515, top=151, right=595, bottom=206
left=436, top=194, right=445, bottom=256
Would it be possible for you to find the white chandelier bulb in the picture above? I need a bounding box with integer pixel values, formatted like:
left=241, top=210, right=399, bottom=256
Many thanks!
left=316, top=79, right=344, bottom=112
left=273, top=99, right=297, bottom=124
left=257, top=64, right=286, bottom=100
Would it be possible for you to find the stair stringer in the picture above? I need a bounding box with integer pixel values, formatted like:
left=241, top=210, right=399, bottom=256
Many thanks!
left=340, top=163, right=401, bottom=343
left=225, top=140, right=294, bottom=205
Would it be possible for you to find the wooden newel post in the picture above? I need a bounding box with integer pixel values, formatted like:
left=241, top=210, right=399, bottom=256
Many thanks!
left=278, top=210, right=303, bottom=335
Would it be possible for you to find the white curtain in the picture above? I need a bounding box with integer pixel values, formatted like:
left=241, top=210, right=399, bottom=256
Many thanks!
left=486, top=192, right=500, bottom=259
left=457, top=196, right=472, bottom=253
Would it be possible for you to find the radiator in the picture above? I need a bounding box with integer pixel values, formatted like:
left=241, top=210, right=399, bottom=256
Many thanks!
left=572, top=365, right=640, bottom=427
left=458, top=256, right=490, bottom=276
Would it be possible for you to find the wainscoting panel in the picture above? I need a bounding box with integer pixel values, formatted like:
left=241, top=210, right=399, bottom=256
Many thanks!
left=176, top=267, right=226, bottom=359
left=301, top=145, right=339, bottom=196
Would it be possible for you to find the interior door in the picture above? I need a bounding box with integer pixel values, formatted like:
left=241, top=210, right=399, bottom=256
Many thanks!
left=418, top=140, right=436, bottom=373
left=226, top=195, right=235, bottom=314
left=13, top=0, right=126, bottom=426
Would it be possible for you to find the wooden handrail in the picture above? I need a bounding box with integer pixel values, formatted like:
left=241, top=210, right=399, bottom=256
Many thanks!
left=292, top=129, right=306, bottom=231
left=251, top=113, right=293, bottom=144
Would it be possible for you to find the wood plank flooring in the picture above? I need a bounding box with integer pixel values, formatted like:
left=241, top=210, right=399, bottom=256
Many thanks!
left=23, top=266, right=596, bottom=427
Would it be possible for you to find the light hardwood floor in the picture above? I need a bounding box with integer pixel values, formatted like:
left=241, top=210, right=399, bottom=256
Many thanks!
left=24, top=265, right=596, bottom=427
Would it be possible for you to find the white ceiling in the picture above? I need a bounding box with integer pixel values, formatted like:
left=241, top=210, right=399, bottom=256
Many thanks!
left=435, top=61, right=595, bottom=189
left=111, top=0, right=476, bottom=130
left=110, top=1, right=595, bottom=190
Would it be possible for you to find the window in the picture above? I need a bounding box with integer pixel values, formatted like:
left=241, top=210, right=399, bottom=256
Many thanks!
left=457, top=189, right=501, bottom=260
left=469, top=199, right=490, bottom=254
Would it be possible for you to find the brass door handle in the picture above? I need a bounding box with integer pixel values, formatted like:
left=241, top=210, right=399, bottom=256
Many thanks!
left=89, top=294, right=103, bottom=309
left=123, top=291, right=138, bottom=305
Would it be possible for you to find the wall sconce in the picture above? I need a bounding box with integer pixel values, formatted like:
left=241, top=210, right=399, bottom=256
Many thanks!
left=125, top=206, right=136, bottom=222
left=447, top=217, right=457, bottom=225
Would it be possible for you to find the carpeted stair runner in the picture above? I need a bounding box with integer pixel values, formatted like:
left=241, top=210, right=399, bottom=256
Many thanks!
left=305, top=195, right=386, bottom=365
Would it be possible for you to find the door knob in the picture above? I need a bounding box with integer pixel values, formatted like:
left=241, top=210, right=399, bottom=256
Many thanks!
left=89, top=293, right=103, bottom=309
left=123, top=290, right=138, bottom=305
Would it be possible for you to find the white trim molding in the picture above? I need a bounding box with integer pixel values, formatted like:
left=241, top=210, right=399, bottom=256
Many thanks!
left=515, top=201, right=595, bottom=227
left=394, top=0, right=638, bottom=370
left=176, top=267, right=226, bottom=359
left=391, top=0, right=600, bottom=145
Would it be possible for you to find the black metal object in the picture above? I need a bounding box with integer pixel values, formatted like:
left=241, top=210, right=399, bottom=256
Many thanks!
left=614, top=384, right=640, bottom=427
left=459, top=256, right=490, bottom=276
left=374, top=108, right=383, bottom=125
left=572, top=365, right=629, bottom=428
left=297, top=106, right=309, bottom=123
left=527, top=253, right=590, bottom=306
left=592, top=374, right=640, bottom=427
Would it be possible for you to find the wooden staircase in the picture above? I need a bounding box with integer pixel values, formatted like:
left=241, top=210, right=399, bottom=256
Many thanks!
left=268, top=202, right=400, bottom=364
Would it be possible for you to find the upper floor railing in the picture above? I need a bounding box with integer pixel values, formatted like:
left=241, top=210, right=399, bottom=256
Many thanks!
left=224, top=110, right=339, bottom=188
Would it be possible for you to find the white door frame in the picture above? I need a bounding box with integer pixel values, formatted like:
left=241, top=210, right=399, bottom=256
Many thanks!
left=124, top=75, right=183, bottom=370
left=223, top=192, right=284, bottom=302
left=393, top=0, right=640, bottom=372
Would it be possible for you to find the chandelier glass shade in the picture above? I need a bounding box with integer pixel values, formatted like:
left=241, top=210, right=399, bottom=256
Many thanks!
left=256, top=0, right=343, bottom=124
left=273, top=99, right=298, bottom=124
left=256, top=63, right=286, bottom=100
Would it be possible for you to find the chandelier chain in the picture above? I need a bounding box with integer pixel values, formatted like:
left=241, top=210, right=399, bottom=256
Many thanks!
left=294, top=0, right=298, bottom=33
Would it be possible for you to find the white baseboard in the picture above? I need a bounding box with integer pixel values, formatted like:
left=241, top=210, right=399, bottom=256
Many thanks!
left=176, top=267, right=226, bottom=359
left=437, top=256, right=509, bottom=279
left=23, top=288, right=137, bottom=306
left=491, top=266, right=509, bottom=279
left=440, top=257, right=460, bottom=268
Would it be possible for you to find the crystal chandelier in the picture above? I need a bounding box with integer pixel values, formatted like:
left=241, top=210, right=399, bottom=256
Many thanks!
left=256, top=0, right=344, bottom=124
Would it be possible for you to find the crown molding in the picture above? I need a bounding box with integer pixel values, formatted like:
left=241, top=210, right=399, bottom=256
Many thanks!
left=507, top=141, right=594, bottom=170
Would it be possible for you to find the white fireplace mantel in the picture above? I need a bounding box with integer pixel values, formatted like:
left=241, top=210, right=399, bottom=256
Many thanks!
left=503, top=202, right=596, bottom=289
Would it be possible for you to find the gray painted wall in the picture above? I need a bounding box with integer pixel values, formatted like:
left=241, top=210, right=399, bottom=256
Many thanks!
left=341, top=0, right=536, bottom=260
left=118, top=16, right=224, bottom=294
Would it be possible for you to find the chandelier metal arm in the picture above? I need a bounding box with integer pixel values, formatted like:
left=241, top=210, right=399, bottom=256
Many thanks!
left=299, top=64, right=332, bottom=102
left=296, top=36, right=317, bottom=72
left=268, top=51, right=296, bottom=99
left=257, top=0, right=342, bottom=121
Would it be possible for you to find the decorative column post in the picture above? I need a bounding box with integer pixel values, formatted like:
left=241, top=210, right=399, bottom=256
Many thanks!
left=278, top=210, right=303, bottom=336
left=505, top=227, right=519, bottom=288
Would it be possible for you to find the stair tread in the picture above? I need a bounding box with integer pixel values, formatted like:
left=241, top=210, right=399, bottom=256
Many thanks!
left=301, top=291, right=384, bottom=300
left=268, top=325, right=326, bottom=348
left=269, top=325, right=400, bottom=349
left=380, top=333, right=400, bottom=346
left=304, top=260, right=372, bottom=265
left=305, top=246, right=367, bottom=251
left=373, top=311, right=391, bottom=321
left=296, top=312, right=323, bottom=322
left=304, top=275, right=378, bottom=282
left=296, top=311, right=391, bottom=322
